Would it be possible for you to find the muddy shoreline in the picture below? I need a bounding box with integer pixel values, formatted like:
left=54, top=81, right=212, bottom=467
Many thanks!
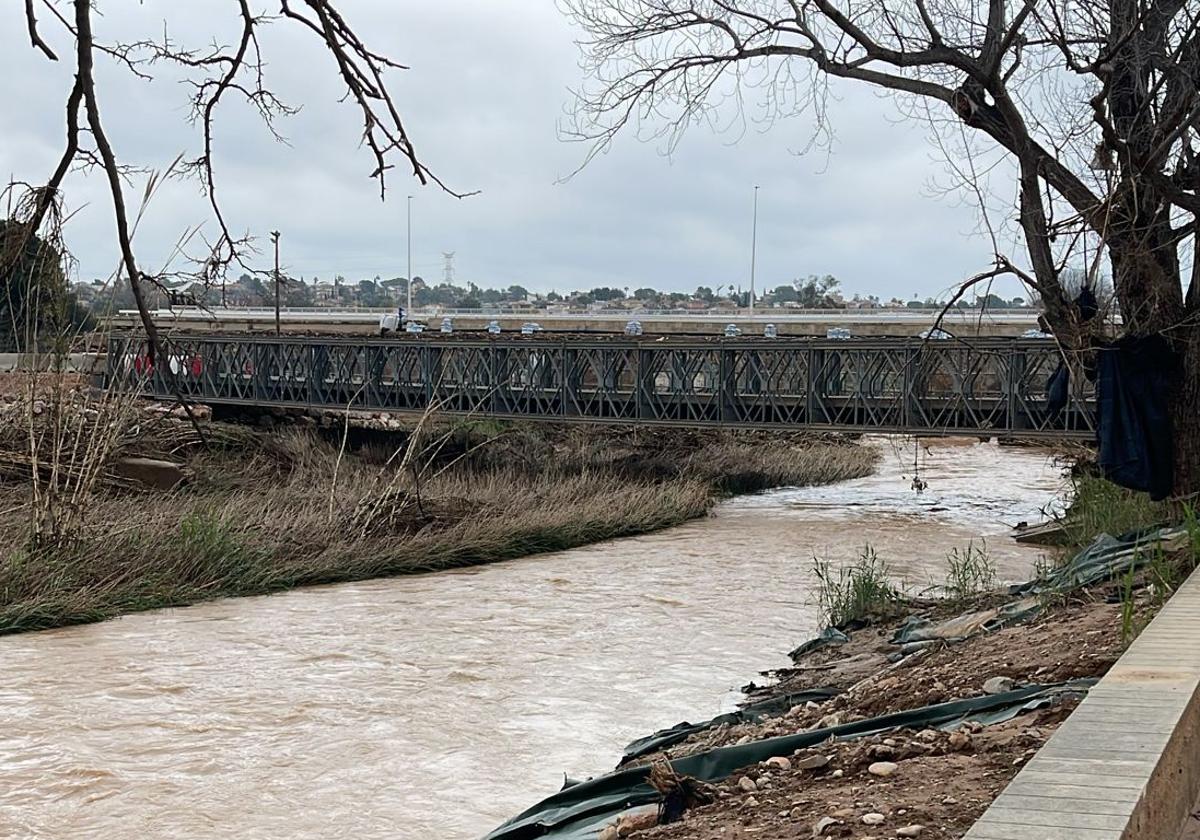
left=487, top=504, right=1197, bottom=840
left=624, top=593, right=1127, bottom=840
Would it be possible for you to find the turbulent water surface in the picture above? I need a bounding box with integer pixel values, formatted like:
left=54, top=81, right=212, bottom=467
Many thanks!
left=0, top=438, right=1065, bottom=839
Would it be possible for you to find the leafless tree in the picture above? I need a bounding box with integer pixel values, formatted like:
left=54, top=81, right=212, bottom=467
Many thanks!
left=12, top=0, right=461, bottom=362
left=564, top=0, right=1200, bottom=492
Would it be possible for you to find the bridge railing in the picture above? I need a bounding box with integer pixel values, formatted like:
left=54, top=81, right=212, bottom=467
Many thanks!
left=104, top=335, right=1096, bottom=438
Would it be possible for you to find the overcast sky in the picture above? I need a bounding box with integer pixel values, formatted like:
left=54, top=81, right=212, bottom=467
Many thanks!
left=1, top=0, right=1030, bottom=300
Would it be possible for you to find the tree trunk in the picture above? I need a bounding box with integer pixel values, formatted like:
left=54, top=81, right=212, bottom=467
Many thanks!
left=1105, top=238, right=1196, bottom=498
left=1109, top=220, right=1184, bottom=336
left=1171, top=328, right=1200, bottom=497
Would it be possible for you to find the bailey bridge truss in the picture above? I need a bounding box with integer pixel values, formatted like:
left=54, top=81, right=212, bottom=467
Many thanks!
left=104, top=335, right=1095, bottom=439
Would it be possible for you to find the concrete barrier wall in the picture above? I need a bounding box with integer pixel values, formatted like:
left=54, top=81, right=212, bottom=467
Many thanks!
left=965, top=564, right=1200, bottom=840
left=0, top=353, right=103, bottom=373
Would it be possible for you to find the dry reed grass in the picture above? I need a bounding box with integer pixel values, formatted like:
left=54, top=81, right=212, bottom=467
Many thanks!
left=0, top=418, right=878, bottom=634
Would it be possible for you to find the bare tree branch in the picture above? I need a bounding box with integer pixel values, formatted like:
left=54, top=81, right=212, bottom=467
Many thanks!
left=24, top=0, right=57, bottom=61
left=564, top=0, right=1200, bottom=488
left=15, top=0, right=466, bottom=312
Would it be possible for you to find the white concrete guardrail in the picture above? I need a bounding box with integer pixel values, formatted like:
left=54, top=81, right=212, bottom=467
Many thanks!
left=0, top=353, right=103, bottom=373
left=965, top=564, right=1200, bottom=840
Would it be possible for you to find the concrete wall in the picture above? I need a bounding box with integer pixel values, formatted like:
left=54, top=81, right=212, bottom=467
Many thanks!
left=965, top=563, right=1200, bottom=840
left=0, top=353, right=102, bottom=373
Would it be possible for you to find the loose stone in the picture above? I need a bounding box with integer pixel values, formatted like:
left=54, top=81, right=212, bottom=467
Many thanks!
left=983, top=676, right=1016, bottom=694
left=796, top=754, right=830, bottom=771
left=814, top=815, right=840, bottom=835
left=867, top=761, right=898, bottom=777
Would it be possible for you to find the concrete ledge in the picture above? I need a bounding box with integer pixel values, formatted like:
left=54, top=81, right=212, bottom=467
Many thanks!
left=0, top=352, right=102, bottom=373
left=965, top=564, right=1200, bottom=840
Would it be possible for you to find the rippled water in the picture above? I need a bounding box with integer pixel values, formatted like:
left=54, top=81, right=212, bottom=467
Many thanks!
left=0, top=438, right=1066, bottom=839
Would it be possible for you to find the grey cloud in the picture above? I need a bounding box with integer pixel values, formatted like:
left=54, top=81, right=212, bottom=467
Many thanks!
left=0, top=0, right=1028, bottom=301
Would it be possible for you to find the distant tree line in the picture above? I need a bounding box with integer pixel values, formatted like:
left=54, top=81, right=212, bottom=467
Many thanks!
left=67, top=267, right=1050, bottom=316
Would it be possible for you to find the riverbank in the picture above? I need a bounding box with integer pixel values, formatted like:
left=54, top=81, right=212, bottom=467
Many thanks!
left=0, top=392, right=878, bottom=635
left=487, top=476, right=1200, bottom=840
left=621, top=599, right=1130, bottom=840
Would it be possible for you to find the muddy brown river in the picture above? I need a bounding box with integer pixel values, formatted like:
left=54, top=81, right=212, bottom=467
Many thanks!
left=0, top=439, right=1065, bottom=839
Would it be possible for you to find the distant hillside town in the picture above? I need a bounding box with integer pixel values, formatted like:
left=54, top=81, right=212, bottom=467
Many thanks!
left=71, top=272, right=1041, bottom=315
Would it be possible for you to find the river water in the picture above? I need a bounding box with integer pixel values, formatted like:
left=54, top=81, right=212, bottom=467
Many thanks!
left=0, top=438, right=1065, bottom=840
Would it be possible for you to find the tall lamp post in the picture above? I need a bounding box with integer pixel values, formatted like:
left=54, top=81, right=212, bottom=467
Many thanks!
left=270, top=230, right=281, bottom=336
left=749, top=185, right=759, bottom=315
left=406, top=195, right=413, bottom=323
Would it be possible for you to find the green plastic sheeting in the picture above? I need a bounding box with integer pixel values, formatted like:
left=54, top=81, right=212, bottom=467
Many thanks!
left=1011, top=525, right=1188, bottom=595
left=618, top=688, right=837, bottom=767
left=788, top=626, right=850, bottom=660
left=891, top=598, right=1041, bottom=645
left=482, top=681, right=1092, bottom=840
left=893, top=525, right=1189, bottom=647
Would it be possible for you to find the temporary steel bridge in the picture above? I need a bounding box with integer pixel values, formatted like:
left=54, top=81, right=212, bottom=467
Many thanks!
left=104, top=334, right=1094, bottom=439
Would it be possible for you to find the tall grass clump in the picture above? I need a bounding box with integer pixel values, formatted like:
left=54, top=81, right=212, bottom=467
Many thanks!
left=1182, top=503, right=1200, bottom=574
left=685, top=441, right=878, bottom=495
left=1118, top=560, right=1146, bottom=645
left=943, top=540, right=997, bottom=603
left=811, top=544, right=901, bottom=627
left=1060, top=473, right=1170, bottom=550
left=1062, top=484, right=1200, bottom=647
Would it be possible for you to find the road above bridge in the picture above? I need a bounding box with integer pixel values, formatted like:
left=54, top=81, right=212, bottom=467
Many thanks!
left=107, top=306, right=1043, bottom=338
left=106, top=334, right=1093, bottom=440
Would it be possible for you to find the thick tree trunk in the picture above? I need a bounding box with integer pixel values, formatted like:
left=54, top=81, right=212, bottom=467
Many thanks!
left=1171, top=329, right=1200, bottom=497
left=1109, top=220, right=1184, bottom=335
left=1105, top=238, right=1196, bottom=498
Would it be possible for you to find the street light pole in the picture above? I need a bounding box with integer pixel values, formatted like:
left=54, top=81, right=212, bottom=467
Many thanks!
left=749, top=185, right=759, bottom=316
left=270, top=230, right=281, bottom=336
left=406, top=195, right=413, bottom=323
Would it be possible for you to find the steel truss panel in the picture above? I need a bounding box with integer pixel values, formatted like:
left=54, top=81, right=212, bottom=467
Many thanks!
left=104, top=335, right=1096, bottom=439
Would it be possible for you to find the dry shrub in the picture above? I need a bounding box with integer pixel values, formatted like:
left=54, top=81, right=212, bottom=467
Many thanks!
left=648, top=759, right=716, bottom=823
left=0, top=370, right=147, bottom=542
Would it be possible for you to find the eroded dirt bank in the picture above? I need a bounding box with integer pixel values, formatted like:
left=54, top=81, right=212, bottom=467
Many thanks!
left=621, top=597, right=1129, bottom=840
left=485, top=445, right=1197, bottom=840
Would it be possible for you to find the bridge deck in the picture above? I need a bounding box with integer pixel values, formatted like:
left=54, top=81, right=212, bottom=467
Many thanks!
left=104, top=335, right=1095, bottom=439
